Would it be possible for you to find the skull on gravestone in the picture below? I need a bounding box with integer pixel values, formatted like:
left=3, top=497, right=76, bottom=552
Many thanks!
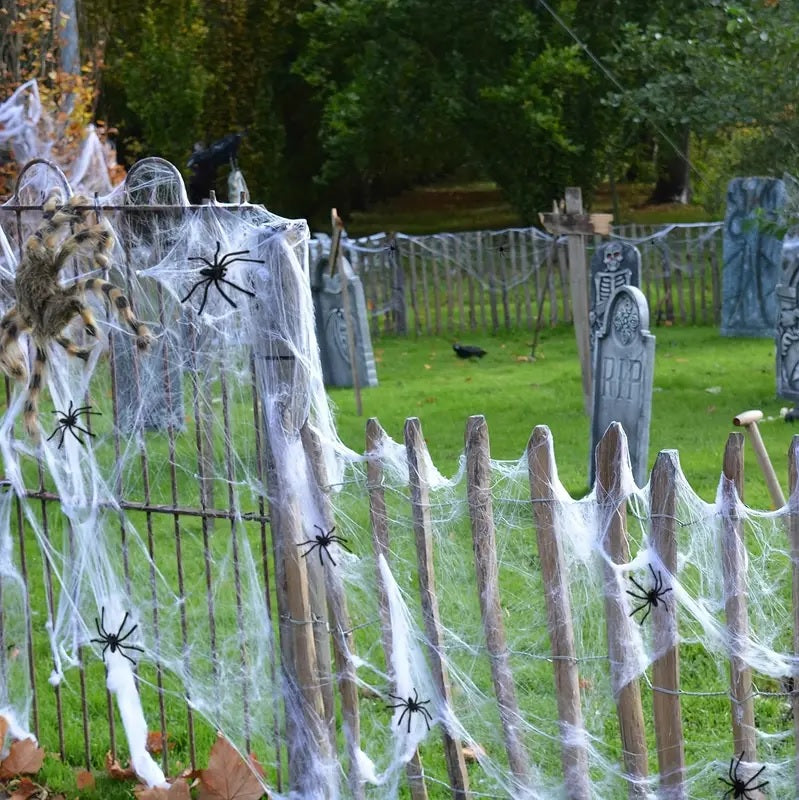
left=603, top=241, right=624, bottom=271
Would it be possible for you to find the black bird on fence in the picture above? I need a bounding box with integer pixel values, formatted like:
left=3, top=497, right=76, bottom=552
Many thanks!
left=453, top=343, right=487, bottom=359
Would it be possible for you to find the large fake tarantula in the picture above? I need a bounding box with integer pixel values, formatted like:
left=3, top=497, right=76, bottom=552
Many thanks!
left=0, top=190, right=152, bottom=435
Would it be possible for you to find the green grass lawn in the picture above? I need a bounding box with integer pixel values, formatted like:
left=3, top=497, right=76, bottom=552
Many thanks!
left=7, top=321, right=796, bottom=799
left=329, top=324, right=789, bottom=508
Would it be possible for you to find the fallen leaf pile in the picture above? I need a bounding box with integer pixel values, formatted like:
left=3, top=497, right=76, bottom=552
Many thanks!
left=0, top=714, right=48, bottom=799
left=0, top=714, right=268, bottom=800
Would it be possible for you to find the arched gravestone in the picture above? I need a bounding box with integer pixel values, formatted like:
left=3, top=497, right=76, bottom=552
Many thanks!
left=589, top=240, right=641, bottom=353
left=776, top=236, right=799, bottom=408
left=589, top=286, right=655, bottom=488
left=311, top=255, right=378, bottom=388
left=721, top=176, right=786, bottom=337
left=113, top=158, right=186, bottom=432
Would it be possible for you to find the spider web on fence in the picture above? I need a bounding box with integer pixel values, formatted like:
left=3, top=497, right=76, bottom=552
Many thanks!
left=0, top=156, right=796, bottom=800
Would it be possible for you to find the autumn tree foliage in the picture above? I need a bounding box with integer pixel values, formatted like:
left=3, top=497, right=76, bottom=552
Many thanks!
left=0, top=0, right=110, bottom=196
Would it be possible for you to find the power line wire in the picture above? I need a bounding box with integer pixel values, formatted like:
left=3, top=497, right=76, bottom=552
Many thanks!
left=535, top=0, right=709, bottom=189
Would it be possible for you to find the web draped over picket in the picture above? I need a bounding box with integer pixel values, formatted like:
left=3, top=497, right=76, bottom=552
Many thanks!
left=0, top=158, right=798, bottom=800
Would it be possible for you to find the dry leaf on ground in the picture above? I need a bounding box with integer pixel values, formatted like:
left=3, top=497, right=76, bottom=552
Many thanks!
left=198, top=735, right=265, bottom=800
left=146, top=731, right=172, bottom=755
left=75, top=770, right=95, bottom=790
left=0, top=738, right=45, bottom=778
left=0, top=715, right=9, bottom=744
left=8, top=776, right=40, bottom=799
left=105, top=752, right=136, bottom=781
left=135, top=780, right=191, bottom=800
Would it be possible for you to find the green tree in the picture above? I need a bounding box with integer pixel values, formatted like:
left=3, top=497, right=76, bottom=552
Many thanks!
left=295, top=0, right=610, bottom=222
left=604, top=0, right=799, bottom=204
left=108, top=0, right=209, bottom=166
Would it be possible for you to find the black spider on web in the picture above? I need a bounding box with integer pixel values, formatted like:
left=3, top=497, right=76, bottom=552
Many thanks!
left=47, top=400, right=101, bottom=448
left=91, top=607, right=145, bottom=666
left=492, top=240, right=510, bottom=259
left=298, top=524, right=352, bottom=567
left=626, top=564, right=672, bottom=625
left=386, top=688, right=433, bottom=734
left=719, top=751, right=768, bottom=799
left=181, top=240, right=263, bottom=315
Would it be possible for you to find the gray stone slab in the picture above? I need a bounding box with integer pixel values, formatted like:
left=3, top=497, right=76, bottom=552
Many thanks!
left=590, top=285, right=655, bottom=488
left=776, top=236, right=799, bottom=401
left=112, top=323, right=186, bottom=433
left=311, top=256, right=378, bottom=388
left=721, top=176, right=786, bottom=337
left=590, top=240, right=641, bottom=352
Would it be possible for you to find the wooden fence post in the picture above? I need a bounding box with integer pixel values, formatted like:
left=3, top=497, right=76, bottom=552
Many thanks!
left=366, top=418, right=429, bottom=800
left=405, top=417, right=472, bottom=800
left=527, top=425, right=591, bottom=800
left=596, top=423, right=649, bottom=799
left=252, top=227, right=334, bottom=798
left=301, top=423, right=365, bottom=800
left=539, top=189, right=611, bottom=415
left=465, top=416, right=532, bottom=790
left=649, top=451, right=685, bottom=799
left=789, top=436, right=799, bottom=797
left=720, top=434, right=759, bottom=775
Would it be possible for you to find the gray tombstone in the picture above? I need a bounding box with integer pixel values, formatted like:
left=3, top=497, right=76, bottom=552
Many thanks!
left=776, top=237, right=799, bottom=407
left=590, top=241, right=641, bottom=352
left=590, top=286, right=655, bottom=488
left=311, top=256, right=378, bottom=388
left=112, top=323, right=186, bottom=433
left=721, top=176, right=786, bottom=337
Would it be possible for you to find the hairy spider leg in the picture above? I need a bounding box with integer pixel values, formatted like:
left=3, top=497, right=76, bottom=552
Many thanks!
left=298, top=538, right=338, bottom=568
left=215, top=276, right=257, bottom=300
left=53, top=218, right=114, bottom=272
left=0, top=309, right=31, bottom=381
left=630, top=601, right=653, bottom=625
left=217, top=251, right=265, bottom=268
left=22, top=347, right=49, bottom=437
left=79, top=278, right=152, bottom=349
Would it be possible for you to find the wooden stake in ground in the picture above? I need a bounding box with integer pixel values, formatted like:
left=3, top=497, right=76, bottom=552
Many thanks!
left=539, top=189, right=612, bottom=415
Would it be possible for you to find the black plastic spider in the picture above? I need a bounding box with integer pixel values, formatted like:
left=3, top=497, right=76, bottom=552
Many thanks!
left=47, top=400, right=101, bottom=448
left=181, top=241, right=262, bottom=315
left=626, top=564, right=672, bottom=625
left=91, top=607, right=145, bottom=666
left=719, top=751, right=768, bottom=799
left=298, top=525, right=352, bottom=567
left=386, top=688, right=433, bottom=734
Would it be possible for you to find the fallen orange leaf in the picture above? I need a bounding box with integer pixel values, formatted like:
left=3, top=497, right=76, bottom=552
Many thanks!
left=105, top=751, right=136, bottom=781
left=198, top=734, right=265, bottom=800
left=9, top=776, right=39, bottom=799
left=76, top=769, right=95, bottom=790
left=0, top=738, right=44, bottom=778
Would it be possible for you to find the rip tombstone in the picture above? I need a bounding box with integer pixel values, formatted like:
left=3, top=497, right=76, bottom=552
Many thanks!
left=589, top=240, right=641, bottom=353
left=590, top=285, right=655, bottom=487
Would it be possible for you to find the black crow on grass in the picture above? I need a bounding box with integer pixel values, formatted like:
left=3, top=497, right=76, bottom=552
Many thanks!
left=453, top=343, right=487, bottom=359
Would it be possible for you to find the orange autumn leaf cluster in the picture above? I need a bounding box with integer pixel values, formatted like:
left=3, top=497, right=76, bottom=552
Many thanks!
left=0, top=715, right=48, bottom=799
left=130, top=733, right=268, bottom=800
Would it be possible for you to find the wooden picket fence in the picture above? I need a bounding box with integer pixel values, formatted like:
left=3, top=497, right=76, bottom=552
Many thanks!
left=269, top=414, right=799, bottom=799
left=310, top=222, right=725, bottom=338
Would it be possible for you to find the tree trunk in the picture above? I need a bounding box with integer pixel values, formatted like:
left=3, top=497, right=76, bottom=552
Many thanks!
left=648, top=126, right=691, bottom=205
left=57, top=0, right=80, bottom=118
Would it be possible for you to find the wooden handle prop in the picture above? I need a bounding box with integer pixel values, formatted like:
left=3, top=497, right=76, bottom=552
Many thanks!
left=733, top=410, right=764, bottom=427
left=733, top=410, right=785, bottom=509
